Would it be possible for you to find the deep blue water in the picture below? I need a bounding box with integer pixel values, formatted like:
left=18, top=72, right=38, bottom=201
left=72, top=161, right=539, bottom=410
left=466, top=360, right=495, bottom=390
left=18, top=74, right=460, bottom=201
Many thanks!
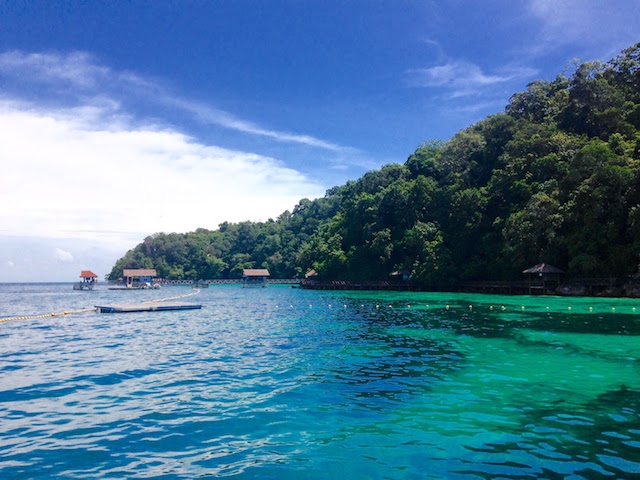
left=1, top=283, right=639, bottom=479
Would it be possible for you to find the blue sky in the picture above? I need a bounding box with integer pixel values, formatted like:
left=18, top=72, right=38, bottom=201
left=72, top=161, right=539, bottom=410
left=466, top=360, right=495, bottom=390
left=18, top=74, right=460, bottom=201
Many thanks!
left=1, top=0, right=639, bottom=282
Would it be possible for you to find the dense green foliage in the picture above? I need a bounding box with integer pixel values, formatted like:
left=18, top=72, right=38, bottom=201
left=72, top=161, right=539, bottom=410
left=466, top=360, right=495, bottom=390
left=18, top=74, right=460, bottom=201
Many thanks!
left=108, top=193, right=342, bottom=281
left=109, top=44, right=640, bottom=287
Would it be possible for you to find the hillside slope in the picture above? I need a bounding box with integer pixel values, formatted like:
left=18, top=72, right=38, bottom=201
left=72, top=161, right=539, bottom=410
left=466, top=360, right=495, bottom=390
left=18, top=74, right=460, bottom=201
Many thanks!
left=109, top=43, right=640, bottom=288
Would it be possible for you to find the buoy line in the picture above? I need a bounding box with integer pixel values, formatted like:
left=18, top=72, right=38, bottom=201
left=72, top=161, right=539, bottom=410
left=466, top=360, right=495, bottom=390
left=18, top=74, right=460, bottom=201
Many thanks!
left=0, top=308, right=98, bottom=324
left=142, top=288, right=201, bottom=304
left=0, top=289, right=202, bottom=325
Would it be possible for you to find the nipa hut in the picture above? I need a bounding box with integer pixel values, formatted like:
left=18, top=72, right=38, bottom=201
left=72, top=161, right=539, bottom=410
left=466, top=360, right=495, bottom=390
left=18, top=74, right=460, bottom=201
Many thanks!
left=242, top=269, right=270, bottom=287
left=123, top=269, right=157, bottom=288
left=522, top=263, right=564, bottom=294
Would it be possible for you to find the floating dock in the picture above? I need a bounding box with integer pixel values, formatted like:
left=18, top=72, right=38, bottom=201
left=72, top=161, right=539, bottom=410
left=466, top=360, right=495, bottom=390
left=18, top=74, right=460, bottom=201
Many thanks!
left=95, top=302, right=203, bottom=313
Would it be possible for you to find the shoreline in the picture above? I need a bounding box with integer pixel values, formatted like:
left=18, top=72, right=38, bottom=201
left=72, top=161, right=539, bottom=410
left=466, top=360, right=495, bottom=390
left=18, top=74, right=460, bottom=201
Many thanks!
left=299, top=279, right=640, bottom=299
left=2, top=280, right=640, bottom=299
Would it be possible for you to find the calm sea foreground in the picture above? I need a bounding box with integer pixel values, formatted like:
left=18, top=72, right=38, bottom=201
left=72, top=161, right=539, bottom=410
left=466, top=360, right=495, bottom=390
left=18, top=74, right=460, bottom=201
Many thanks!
left=1, top=283, right=639, bottom=479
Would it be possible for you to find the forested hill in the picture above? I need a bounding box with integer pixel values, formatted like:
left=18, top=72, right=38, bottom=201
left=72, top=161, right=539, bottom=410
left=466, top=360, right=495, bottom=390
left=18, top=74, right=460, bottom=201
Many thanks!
left=108, top=43, right=640, bottom=287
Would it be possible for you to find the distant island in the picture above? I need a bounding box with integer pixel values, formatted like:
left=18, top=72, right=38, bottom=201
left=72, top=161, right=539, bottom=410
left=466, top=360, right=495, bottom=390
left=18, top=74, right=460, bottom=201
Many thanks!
left=109, top=43, right=640, bottom=295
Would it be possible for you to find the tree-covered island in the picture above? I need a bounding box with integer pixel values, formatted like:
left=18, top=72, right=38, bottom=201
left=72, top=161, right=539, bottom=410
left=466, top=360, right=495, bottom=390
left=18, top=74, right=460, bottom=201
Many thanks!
left=108, top=43, right=640, bottom=293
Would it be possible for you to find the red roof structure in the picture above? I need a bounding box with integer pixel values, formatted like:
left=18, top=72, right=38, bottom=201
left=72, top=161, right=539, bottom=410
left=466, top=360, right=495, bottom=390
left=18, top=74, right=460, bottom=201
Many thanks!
left=80, top=270, right=98, bottom=278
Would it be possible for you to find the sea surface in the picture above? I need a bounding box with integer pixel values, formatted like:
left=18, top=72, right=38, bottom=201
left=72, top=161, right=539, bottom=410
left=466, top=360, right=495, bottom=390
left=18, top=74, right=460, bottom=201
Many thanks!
left=1, top=283, right=639, bottom=479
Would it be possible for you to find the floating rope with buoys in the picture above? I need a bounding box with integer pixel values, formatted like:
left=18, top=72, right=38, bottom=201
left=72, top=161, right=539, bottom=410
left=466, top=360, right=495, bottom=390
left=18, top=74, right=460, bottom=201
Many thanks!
left=142, top=288, right=201, bottom=304
left=0, top=307, right=98, bottom=324
left=0, top=288, right=202, bottom=324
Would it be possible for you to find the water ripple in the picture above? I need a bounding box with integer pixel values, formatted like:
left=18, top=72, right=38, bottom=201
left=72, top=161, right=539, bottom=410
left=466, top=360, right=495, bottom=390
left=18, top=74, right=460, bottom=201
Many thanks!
left=1, top=285, right=640, bottom=478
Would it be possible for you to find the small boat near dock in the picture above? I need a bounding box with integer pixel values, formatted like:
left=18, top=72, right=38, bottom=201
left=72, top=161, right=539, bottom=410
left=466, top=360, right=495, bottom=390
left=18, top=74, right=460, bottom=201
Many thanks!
left=95, top=302, right=203, bottom=313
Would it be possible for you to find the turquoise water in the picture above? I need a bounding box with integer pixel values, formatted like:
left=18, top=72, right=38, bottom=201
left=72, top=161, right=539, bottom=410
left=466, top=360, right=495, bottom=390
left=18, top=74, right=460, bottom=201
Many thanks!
left=1, top=284, right=639, bottom=479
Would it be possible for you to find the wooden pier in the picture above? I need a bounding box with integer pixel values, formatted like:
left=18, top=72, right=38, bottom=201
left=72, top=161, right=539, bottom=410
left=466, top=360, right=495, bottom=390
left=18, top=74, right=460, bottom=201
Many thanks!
left=108, top=286, right=149, bottom=290
left=95, top=302, right=202, bottom=313
left=299, top=280, right=422, bottom=291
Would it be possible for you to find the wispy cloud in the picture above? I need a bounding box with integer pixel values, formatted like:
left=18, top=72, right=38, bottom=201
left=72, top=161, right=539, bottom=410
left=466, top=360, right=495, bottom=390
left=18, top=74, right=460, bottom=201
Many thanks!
left=449, top=100, right=511, bottom=115
left=0, top=50, right=351, bottom=153
left=0, top=51, right=108, bottom=89
left=165, top=97, right=348, bottom=152
left=527, top=0, right=640, bottom=57
left=406, top=60, right=537, bottom=98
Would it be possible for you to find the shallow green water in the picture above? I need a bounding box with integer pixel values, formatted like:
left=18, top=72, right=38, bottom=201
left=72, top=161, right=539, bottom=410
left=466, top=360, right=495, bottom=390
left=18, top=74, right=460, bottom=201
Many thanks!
left=1, top=285, right=639, bottom=478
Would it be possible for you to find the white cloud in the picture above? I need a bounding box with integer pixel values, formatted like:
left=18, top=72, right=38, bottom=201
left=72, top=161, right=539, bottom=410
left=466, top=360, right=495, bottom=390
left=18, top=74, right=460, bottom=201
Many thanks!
left=0, top=101, right=325, bottom=254
left=0, top=49, right=347, bottom=281
left=0, top=48, right=337, bottom=271
left=54, top=248, right=74, bottom=263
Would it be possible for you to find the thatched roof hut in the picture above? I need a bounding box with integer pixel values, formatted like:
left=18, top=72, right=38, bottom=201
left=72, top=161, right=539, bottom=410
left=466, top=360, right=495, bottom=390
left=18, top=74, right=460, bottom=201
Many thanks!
left=242, top=269, right=270, bottom=287
left=522, top=263, right=564, bottom=294
left=522, top=263, right=564, bottom=275
left=123, top=269, right=157, bottom=278
left=123, top=269, right=157, bottom=287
